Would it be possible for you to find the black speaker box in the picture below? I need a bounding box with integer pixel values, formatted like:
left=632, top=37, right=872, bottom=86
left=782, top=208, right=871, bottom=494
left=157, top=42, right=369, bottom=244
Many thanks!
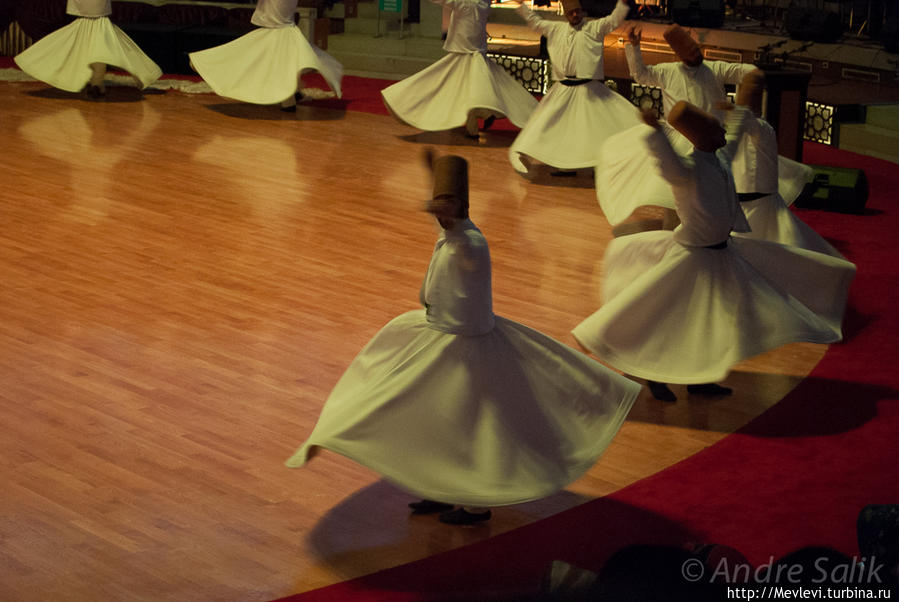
left=795, top=165, right=868, bottom=214
left=857, top=505, right=899, bottom=579
left=785, top=7, right=842, bottom=43
left=670, top=0, right=725, bottom=28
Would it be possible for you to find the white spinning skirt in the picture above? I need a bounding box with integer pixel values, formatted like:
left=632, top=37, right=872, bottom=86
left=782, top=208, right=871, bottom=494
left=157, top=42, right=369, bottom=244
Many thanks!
left=14, top=17, right=162, bottom=91
left=510, top=80, right=641, bottom=173
left=189, top=25, right=343, bottom=104
left=572, top=233, right=856, bottom=384
left=736, top=192, right=846, bottom=259
left=381, top=52, right=537, bottom=131
left=287, top=310, right=640, bottom=507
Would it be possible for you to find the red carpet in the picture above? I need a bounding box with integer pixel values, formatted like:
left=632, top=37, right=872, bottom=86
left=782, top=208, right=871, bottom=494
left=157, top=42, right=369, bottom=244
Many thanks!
left=274, top=149, right=899, bottom=600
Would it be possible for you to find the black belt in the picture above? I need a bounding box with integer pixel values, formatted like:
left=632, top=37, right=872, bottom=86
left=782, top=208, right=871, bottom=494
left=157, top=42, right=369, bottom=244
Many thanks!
left=560, top=78, right=593, bottom=86
left=737, top=192, right=769, bottom=203
left=704, top=240, right=728, bottom=250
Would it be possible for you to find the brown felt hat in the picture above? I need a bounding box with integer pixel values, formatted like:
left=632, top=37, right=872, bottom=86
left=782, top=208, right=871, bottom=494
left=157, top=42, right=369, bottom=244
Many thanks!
left=667, top=101, right=723, bottom=152
left=736, top=69, right=766, bottom=116
left=664, top=25, right=702, bottom=65
left=426, top=154, right=469, bottom=216
left=561, top=0, right=582, bottom=12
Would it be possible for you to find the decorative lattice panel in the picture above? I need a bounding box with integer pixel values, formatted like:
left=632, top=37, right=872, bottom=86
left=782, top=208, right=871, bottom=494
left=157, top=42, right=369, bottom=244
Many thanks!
left=805, top=101, right=834, bottom=145
left=487, top=53, right=547, bottom=94
left=630, top=83, right=664, bottom=117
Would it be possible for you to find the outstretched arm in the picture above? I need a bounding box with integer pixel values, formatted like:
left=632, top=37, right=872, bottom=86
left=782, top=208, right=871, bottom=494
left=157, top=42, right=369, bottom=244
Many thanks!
left=715, top=102, right=751, bottom=164
left=641, top=108, right=690, bottom=185
left=515, top=2, right=553, bottom=35
left=592, top=0, right=630, bottom=37
left=709, top=61, right=761, bottom=86
left=624, top=26, right=662, bottom=86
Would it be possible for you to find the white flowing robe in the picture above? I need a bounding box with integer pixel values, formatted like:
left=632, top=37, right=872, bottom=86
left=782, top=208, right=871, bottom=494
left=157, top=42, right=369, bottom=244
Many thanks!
left=509, top=1, right=641, bottom=172
left=575, top=108, right=856, bottom=384
left=381, top=0, right=537, bottom=131
left=14, top=0, right=162, bottom=91
left=288, top=219, right=640, bottom=506
left=189, top=0, right=343, bottom=103
left=733, top=115, right=845, bottom=259
left=598, top=44, right=812, bottom=222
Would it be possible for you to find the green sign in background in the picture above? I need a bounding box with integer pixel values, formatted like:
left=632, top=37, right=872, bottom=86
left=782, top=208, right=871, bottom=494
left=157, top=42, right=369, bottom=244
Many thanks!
left=379, top=0, right=403, bottom=12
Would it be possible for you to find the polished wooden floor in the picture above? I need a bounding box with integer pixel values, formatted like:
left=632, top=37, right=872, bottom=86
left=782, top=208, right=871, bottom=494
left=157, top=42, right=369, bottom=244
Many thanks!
left=0, top=80, right=826, bottom=601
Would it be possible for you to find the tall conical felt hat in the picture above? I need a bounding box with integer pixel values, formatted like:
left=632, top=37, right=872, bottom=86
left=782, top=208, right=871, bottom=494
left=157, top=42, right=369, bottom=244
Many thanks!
left=736, top=69, right=765, bottom=116
left=667, top=101, right=721, bottom=152
left=561, top=0, right=582, bottom=12
left=663, top=25, right=702, bottom=64
left=428, top=154, right=469, bottom=214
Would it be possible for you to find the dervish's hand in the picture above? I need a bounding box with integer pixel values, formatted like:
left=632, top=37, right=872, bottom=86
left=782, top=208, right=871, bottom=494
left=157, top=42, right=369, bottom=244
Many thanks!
left=640, top=107, right=660, bottom=129
left=627, top=25, right=641, bottom=47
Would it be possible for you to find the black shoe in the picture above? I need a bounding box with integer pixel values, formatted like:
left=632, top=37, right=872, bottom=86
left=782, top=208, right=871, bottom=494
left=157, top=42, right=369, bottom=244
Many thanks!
left=295, top=91, right=304, bottom=102
left=280, top=104, right=297, bottom=113
left=439, top=507, right=492, bottom=525
left=86, top=85, right=105, bottom=99
left=687, top=383, right=733, bottom=396
left=408, top=499, right=454, bottom=514
left=482, top=115, right=496, bottom=131
left=648, top=380, right=677, bottom=402
left=550, top=170, right=578, bottom=177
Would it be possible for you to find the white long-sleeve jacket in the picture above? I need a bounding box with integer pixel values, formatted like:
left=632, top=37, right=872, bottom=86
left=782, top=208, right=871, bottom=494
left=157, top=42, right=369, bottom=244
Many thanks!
left=420, top=219, right=495, bottom=336
left=517, top=1, right=628, bottom=80
left=625, top=43, right=755, bottom=121
left=67, top=0, right=111, bottom=17
left=252, top=0, right=300, bottom=28
left=435, top=0, right=491, bottom=54
left=646, top=108, right=752, bottom=248
left=732, top=115, right=780, bottom=194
